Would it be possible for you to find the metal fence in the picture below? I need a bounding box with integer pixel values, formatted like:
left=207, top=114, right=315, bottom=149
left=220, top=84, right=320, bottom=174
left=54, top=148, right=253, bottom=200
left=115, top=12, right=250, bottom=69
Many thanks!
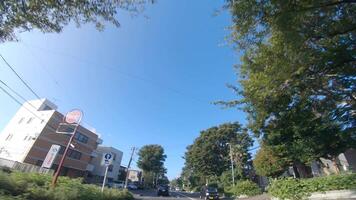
left=0, top=157, right=54, bottom=175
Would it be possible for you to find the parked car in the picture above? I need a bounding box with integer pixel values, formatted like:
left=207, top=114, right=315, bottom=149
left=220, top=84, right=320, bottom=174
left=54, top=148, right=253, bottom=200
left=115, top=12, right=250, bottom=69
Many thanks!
left=112, top=182, right=124, bottom=189
left=157, top=185, right=170, bottom=196
left=200, top=187, right=219, bottom=200
left=127, top=183, right=138, bottom=190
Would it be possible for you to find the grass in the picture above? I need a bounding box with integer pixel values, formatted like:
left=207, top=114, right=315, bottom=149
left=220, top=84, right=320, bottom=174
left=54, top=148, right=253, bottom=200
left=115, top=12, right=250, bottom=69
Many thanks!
left=0, top=169, right=133, bottom=200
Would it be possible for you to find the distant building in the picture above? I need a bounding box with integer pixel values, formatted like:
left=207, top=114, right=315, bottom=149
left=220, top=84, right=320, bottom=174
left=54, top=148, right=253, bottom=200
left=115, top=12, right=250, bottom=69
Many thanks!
left=118, top=166, right=127, bottom=182
left=127, top=169, right=142, bottom=183
left=0, top=99, right=102, bottom=178
left=87, top=146, right=123, bottom=184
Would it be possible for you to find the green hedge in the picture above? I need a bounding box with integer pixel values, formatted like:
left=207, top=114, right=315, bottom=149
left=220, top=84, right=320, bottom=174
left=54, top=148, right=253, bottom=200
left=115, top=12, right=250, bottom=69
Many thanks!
left=229, top=180, right=262, bottom=197
left=268, top=173, right=356, bottom=200
left=0, top=171, right=133, bottom=200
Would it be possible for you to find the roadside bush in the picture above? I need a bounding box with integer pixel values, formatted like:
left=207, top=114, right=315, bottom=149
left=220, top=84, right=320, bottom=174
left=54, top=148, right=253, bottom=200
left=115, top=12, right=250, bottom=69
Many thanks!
left=268, top=173, right=356, bottom=200
left=230, top=180, right=261, bottom=197
left=190, top=186, right=201, bottom=192
left=0, top=171, right=133, bottom=200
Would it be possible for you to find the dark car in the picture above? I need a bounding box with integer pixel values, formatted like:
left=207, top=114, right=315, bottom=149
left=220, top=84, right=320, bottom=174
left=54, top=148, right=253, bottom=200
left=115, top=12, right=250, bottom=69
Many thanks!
left=157, top=185, right=170, bottom=196
left=200, top=187, right=219, bottom=200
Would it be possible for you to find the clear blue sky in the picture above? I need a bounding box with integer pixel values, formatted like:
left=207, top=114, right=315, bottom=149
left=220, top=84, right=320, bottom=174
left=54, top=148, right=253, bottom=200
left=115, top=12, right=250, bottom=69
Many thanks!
left=0, top=0, right=250, bottom=179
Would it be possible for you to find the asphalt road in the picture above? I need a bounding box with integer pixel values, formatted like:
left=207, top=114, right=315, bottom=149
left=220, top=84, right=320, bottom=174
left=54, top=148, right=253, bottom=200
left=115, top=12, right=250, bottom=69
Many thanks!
left=131, top=189, right=201, bottom=200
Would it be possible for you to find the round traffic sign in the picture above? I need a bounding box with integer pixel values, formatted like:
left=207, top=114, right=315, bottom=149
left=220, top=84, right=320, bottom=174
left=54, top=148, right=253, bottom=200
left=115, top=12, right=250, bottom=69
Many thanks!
left=65, top=109, right=83, bottom=124
left=104, top=153, right=112, bottom=160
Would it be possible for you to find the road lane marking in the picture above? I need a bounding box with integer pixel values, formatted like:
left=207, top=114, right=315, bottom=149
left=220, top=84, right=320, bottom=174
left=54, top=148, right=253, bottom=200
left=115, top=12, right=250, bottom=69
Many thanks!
left=172, top=192, right=196, bottom=200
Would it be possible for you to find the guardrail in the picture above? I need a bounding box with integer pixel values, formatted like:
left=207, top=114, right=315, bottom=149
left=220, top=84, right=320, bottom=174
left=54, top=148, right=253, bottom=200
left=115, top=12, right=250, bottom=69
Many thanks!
left=0, top=157, right=54, bottom=175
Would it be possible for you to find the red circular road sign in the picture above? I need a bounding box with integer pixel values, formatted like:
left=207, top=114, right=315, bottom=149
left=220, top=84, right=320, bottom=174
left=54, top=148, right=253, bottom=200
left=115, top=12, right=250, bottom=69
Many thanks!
left=64, top=109, right=83, bottom=124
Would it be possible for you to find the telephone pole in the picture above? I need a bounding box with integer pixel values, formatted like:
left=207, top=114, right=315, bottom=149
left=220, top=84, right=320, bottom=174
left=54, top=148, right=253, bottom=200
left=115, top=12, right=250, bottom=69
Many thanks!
left=226, top=143, right=235, bottom=187
left=124, top=147, right=136, bottom=188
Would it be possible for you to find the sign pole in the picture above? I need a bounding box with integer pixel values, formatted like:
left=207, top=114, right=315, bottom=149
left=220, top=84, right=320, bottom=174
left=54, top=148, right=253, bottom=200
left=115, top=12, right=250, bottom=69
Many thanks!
left=51, top=125, right=78, bottom=187
left=51, top=109, right=83, bottom=188
left=101, top=165, right=109, bottom=192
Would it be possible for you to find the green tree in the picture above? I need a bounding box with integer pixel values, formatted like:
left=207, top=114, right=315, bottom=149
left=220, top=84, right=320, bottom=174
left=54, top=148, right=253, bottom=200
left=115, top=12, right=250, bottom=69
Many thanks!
left=253, top=144, right=289, bottom=177
left=0, top=0, right=153, bottom=42
left=137, top=144, right=167, bottom=187
left=183, top=122, right=253, bottom=185
left=170, top=177, right=183, bottom=189
left=221, top=0, right=356, bottom=172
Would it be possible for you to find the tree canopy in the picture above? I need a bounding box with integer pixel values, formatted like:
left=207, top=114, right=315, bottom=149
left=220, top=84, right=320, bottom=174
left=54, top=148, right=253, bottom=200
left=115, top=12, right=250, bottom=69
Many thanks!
left=253, top=143, right=289, bottom=177
left=221, top=0, right=356, bottom=175
left=183, top=122, right=253, bottom=185
left=0, top=0, right=153, bottom=42
left=137, top=144, right=166, bottom=175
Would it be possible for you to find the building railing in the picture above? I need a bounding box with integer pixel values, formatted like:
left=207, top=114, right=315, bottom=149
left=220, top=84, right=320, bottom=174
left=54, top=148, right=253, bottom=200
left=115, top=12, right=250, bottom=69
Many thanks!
left=0, top=157, right=54, bottom=175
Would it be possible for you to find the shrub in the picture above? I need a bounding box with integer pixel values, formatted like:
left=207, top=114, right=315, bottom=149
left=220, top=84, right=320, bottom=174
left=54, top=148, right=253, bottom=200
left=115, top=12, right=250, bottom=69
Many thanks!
left=231, top=180, right=262, bottom=197
left=0, top=171, right=134, bottom=200
left=268, top=173, right=356, bottom=200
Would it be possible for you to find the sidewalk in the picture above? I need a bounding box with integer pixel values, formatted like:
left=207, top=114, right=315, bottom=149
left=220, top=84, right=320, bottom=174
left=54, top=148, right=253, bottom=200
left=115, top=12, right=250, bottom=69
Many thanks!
left=237, top=194, right=271, bottom=200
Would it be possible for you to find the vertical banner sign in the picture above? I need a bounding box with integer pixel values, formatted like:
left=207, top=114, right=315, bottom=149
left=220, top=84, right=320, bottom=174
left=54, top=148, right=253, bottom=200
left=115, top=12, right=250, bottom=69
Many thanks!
left=42, top=145, right=61, bottom=169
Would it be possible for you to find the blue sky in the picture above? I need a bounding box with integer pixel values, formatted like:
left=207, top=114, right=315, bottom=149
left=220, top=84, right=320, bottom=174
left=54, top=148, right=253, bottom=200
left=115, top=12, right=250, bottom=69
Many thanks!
left=0, top=0, right=249, bottom=179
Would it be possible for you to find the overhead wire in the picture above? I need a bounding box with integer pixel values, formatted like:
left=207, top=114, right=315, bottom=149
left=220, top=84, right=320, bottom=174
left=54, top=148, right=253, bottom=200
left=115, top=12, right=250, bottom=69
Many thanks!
left=0, top=79, right=38, bottom=110
left=20, top=42, right=211, bottom=104
left=0, top=81, right=56, bottom=132
left=0, top=54, right=72, bottom=133
left=0, top=54, right=41, bottom=99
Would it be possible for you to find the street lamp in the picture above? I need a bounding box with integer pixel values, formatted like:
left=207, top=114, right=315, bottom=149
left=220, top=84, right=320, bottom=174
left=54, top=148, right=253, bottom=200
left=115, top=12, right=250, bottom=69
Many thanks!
left=226, top=143, right=235, bottom=187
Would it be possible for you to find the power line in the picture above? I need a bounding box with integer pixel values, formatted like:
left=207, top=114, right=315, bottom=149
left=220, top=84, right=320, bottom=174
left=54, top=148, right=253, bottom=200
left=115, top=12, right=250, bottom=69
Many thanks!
left=20, top=43, right=210, bottom=104
left=0, top=83, right=59, bottom=133
left=248, top=146, right=260, bottom=152
left=0, top=56, right=91, bottom=136
left=0, top=54, right=41, bottom=99
left=0, top=79, right=38, bottom=110
left=20, top=42, right=67, bottom=105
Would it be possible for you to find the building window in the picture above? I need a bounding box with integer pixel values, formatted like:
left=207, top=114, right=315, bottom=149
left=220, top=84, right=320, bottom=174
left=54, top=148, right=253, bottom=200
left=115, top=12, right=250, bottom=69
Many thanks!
left=74, top=132, right=88, bottom=144
left=108, top=165, right=113, bottom=172
left=18, top=117, right=24, bottom=124
left=112, top=153, right=116, bottom=161
left=27, top=117, right=34, bottom=124
left=58, top=146, right=82, bottom=160
left=68, top=150, right=82, bottom=160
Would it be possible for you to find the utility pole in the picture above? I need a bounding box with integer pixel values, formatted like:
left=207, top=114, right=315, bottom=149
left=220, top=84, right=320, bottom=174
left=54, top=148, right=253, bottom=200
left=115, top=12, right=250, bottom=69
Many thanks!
left=124, top=147, right=136, bottom=188
left=227, top=143, right=235, bottom=187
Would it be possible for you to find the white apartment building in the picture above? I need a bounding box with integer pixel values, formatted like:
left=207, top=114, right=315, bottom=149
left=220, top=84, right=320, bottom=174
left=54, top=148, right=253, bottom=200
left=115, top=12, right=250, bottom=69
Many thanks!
left=0, top=99, right=102, bottom=178
left=87, top=146, right=123, bottom=183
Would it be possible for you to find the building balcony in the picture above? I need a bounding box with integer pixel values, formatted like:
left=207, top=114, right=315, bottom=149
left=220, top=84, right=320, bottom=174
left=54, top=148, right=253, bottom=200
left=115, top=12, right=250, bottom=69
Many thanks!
left=86, top=164, right=95, bottom=172
left=96, top=138, right=103, bottom=144
left=90, top=150, right=98, bottom=158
